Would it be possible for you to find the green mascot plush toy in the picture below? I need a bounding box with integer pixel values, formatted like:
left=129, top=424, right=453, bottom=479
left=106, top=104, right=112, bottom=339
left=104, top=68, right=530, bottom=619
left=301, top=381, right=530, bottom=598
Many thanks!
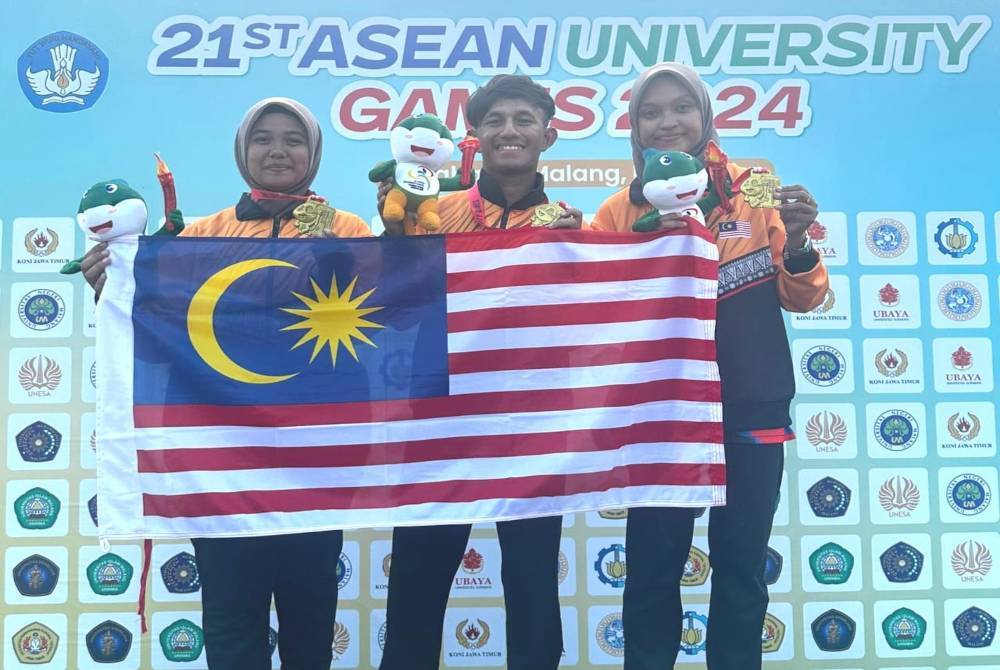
left=61, top=179, right=183, bottom=274
left=633, top=150, right=710, bottom=233
left=368, top=113, right=476, bottom=232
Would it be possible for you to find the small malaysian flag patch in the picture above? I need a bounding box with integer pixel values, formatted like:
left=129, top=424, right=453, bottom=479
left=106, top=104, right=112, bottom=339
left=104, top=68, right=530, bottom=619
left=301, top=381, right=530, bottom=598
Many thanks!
left=718, top=220, right=752, bottom=239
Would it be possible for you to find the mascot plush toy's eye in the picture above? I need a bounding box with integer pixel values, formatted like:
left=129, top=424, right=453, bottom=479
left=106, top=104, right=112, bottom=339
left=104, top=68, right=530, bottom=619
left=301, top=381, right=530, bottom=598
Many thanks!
left=105, top=183, right=118, bottom=193
left=658, top=155, right=672, bottom=166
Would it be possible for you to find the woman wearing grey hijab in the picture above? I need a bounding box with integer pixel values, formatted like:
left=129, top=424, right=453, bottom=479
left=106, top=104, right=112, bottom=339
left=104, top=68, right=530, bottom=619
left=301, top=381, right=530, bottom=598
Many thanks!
left=592, top=64, right=829, bottom=670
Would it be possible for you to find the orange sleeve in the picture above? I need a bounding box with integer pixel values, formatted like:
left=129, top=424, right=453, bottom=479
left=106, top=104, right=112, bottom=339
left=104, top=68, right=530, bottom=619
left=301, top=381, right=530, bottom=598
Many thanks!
left=331, top=211, right=373, bottom=238
left=590, top=188, right=639, bottom=233
left=765, top=207, right=829, bottom=312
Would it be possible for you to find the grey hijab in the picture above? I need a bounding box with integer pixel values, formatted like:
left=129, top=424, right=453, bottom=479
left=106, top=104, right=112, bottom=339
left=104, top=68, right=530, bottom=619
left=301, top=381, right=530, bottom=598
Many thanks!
left=234, top=97, right=322, bottom=194
left=629, top=62, right=720, bottom=179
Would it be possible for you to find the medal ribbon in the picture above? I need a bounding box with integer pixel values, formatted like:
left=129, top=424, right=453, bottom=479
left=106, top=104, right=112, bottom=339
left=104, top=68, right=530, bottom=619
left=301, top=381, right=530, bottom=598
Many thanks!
left=250, top=189, right=325, bottom=203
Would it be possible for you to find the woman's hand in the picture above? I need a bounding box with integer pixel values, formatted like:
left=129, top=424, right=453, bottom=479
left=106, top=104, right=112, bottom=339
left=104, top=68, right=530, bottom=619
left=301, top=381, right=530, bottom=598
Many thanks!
left=81, top=242, right=110, bottom=298
left=775, top=184, right=818, bottom=247
left=656, top=212, right=689, bottom=230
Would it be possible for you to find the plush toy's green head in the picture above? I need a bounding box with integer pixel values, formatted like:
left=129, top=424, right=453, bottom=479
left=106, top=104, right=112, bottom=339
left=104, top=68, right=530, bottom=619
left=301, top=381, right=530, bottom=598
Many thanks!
left=389, top=113, right=455, bottom=170
left=76, top=179, right=148, bottom=241
left=641, top=151, right=709, bottom=211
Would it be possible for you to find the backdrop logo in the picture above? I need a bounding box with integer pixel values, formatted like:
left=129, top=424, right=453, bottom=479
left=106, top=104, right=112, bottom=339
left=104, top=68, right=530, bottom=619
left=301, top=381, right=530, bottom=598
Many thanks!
left=934, top=217, right=978, bottom=258
left=947, top=473, right=992, bottom=515
left=800, top=345, right=846, bottom=386
left=865, top=218, right=909, bottom=258
left=873, top=409, right=918, bottom=452
left=951, top=540, right=992, bottom=582
left=805, top=411, right=848, bottom=449
left=937, top=280, right=982, bottom=321
left=18, top=31, right=108, bottom=112
left=880, top=541, right=923, bottom=583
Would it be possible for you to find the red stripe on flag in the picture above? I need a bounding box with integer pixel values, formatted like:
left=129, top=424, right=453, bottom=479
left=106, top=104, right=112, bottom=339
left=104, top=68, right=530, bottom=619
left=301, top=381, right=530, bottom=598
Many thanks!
left=447, top=296, right=715, bottom=332
left=136, top=420, right=722, bottom=473
left=447, top=338, right=717, bottom=374
left=447, top=256, right=718, bottom=293
left=443, top=226, right=716, bottom=253
left=134, top=378, right=721, bottom=428
left=142, top=461, right=726, bottom=518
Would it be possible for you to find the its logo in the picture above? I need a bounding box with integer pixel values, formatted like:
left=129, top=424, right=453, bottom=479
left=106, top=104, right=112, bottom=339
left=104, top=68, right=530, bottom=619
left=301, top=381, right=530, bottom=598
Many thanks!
left=951, top=540, right=993, bottom=581
left=878, top=476, right=921, bottom=515
left=462, top=547, right=485, bottom=574
left=87, top=553, right=134, bottom=596
left=880, top=541, right=924, bottom=583
left=947, top=474, right=992, bottom=516
left=808, top=542, right=854, bottom=585
left=760, top=613, right=785, bottom=653
left=18, top=32, right=108, bottom=112
left=14, top=487, right=60, bottom=529
left=762, top=546, right=782, bottom=586
left=882, top=608, right=926, bottom=650
left=811, top=609, right=856, bottom=651
left=952, top=346, right=974, bottom=370
left=805, top=411, right=848, bottom=448
left=938, top=280, right=982, bottom=322
left=594, top=543, right=627, bottom=588
left=24, top=227, right=60, bottom=257
left=874, top=348, right=908, bottom=378
left=879, top=283, right=900, bottom=306
left=455, top=618, right=491, bottom=650
left=12, top=622, right=58, bottom=664
left=596, top=612, right=625, bottom=656
left=865, top=218, right=909, bottom=258
left=952, top=606, right=996, bottom=648
left=332, top=621, right=350, bottom=656
left=159, top=619, right=204, bottom=662
left=806, top=476, right=851, bottom=518
left=800, top=345, right=846, bottom=387
left=811, top=289, right=835, bottom=314
left=336, top=552, right=353, bottom=590
left=557, top=550, right=570, bottom=584
left=873, top=410, right=918, bottom=452
left=806, top=221, right=827, bottom=243
left=934, top=217, right=978, bottom=258
left=17, top=289, right=65, bottom=331
left=12, top=554, right=60, bottom=597
left=18, top=355, right=63, bottom=394
left=948, top=412, right=982, bottom=441
left=15, top=420, right=62, bottom=462
left=85, top=620, right=132, bottom=663
left=680, top=611, right=708, bottom=656
left=160, top=552, right=200, bottom=593
left=681, top=546, right=710, bottom=586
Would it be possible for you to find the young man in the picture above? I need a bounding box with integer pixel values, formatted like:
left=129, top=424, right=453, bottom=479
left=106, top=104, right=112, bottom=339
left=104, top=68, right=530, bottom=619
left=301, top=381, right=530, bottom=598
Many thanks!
left=378, top=75, right=581, bottom=670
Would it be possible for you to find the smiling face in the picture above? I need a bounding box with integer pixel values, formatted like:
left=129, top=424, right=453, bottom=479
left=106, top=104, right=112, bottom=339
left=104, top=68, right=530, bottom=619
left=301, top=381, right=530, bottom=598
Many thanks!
left=245, top=111, right=310, bottom=192
left=389, top=124, right=454, bottom=170
left=635, top=76, right=704, bottom=154
left=474, top=97, right=556, bottom=176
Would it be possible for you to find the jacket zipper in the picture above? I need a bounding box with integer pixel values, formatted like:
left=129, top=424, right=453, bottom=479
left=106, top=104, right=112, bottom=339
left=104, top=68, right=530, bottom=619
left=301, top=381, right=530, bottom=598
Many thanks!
left=499, top=207, right=511, bottom=229
left=271, top=215, right=281, bottom=238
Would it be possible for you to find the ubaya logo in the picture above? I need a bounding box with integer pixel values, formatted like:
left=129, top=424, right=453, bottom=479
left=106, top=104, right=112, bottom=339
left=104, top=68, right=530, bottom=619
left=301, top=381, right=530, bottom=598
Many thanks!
left=18, top=289, right=66, bottom=331
left=874, top=348, right=909, bottom=378
left=873, top=409, right=918, bottom=452
left=455, top=547, right=492, bottom=589
left=946, top=473, right=992, bottom=515
left=18, top=355, right=63, bottom=395
left=800, top=345, right=846, bottom=387
left=805, top=411, right=848, bottom=450
left=19, top=32, right=108, bottom=112
left=937, top=280, right=982, bottom=322
left=878, top=476, right=920, bottom=516
left=951, top=540, right=992, bottom=582
left=946, top=346, right=984, bottom=387
left=807, top=221, right=828, bottom=244
left=24, top=228, right=60, bottom=257
left=871, top=282, right=911, bottom=323
left=934, top=217, right=978, bottom=258
left=866, top=218, right=909, bottom=258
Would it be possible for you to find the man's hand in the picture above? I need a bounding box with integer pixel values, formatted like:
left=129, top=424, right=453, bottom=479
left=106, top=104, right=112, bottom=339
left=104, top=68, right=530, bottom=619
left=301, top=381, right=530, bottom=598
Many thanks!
left=548, top=207, right=584, bottom=229
left=81, top=242, right=110, bottom=298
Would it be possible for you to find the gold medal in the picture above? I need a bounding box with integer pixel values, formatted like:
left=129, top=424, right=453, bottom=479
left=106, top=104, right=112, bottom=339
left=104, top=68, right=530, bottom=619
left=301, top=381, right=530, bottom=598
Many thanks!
left=531, top=203, right=565, bottom=227
left=740, top=173, right=781, bottom=209
left=292, top=198, right=337, bottom=236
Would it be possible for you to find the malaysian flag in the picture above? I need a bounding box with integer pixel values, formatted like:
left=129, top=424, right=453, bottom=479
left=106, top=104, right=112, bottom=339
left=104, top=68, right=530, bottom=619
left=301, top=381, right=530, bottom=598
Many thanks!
left=718, top=220, right=752, bottom=238
left=96, top=229, right=724, bottom=539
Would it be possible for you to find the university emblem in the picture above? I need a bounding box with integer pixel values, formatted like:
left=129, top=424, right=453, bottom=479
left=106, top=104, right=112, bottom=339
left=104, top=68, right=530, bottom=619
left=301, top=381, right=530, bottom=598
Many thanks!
left=336, top=552, right=353, bottom=589
left=948, top=412, right=982, bottom=441
left=160, top=551, right=200, bottom=593
left=762, top=546, right=782, bottom=585
left=878, top=282, right=900, bottom=306
left=595, top=612, right=625, bottom=656
left=681, top=546, right=710, bottom=586
left=159, top=619, right=204, bottom=662
left=332, top=621, right=350, bottom=655
left=811, top=609, right=856, bottom=651
left=865, top=218, right=908, bottom=258
left=882, top=607, right=926, bottom=650
left=12, top=621, right=58, bottom=664
left=12, top=554, right=60, bottom=597
left=18, top=289, right=65, bottom=331
left=947, top=474, right=992, bottom=515
left=805, top=411, right=848, bottom=447
left=760, top=613, right=785, bottom=653
left=800, top=345, right=846, bottom=386
left=15, top=420, right=62, bottom=462
left=14, top=487, right=60, bottom=529
left=806, top=476, right=851, bottom=517
left=937, top=280, right=982, bottom=321
left=874, top=348, right=908, bottom=378
left=85, top=620, right=132, bottom=663
left=679, top=611, right=708, bottom=655
left=879, top=541, right=923, bottom=583
left=24, top=227, right=60, bottom=257
left=18, top=355, right=62, bottom=393
left=455, top=618, right=491, bottom=650
left=87, top=553, right=134, bottom=596
left=594, top=543, right=627, bottom=588
left=952, top=345, right=974, bottom=370
left=88, top=494, right=99, bottom=526
left=951, top=540, right=993, bottom=581
left=952, top=606, right=996, bottom=648
left=462, top=547, right=485, bottom=574
left=557, top=550, right=570, bottom=584
left=18, top=32, right=108, bottom=112
left=934, top=217, right=978, bottom=258
left=808, top=542, right=854, bottom=585
left=878, top=476, right=921, bottom=514
left=806, top=221, right=827, bottom=244
left=873, top=409, right=918, bottom=451
left=598, top=508, right=628, bottom=520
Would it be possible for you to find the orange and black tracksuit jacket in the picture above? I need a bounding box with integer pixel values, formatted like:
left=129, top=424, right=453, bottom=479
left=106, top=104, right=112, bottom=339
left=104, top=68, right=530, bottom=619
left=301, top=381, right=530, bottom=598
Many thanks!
left=591, top=162, right=829, bottom=443
left=412, top=170, right=555, bottom=233
left=180, top=193, right=371, bottom=239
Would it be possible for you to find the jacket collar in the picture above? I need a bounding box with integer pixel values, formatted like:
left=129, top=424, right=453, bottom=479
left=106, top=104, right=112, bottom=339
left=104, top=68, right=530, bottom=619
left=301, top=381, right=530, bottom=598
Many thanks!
left=234, top=193, right=300, bottom=221
left=477, top=170, right=547, bottom=209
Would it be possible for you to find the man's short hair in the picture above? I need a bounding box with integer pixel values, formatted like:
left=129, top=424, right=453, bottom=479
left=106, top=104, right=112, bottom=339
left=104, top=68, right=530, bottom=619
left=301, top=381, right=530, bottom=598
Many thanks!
left=466, top=75, right=556, bottom=127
